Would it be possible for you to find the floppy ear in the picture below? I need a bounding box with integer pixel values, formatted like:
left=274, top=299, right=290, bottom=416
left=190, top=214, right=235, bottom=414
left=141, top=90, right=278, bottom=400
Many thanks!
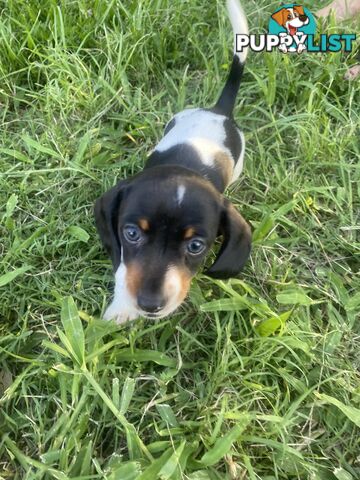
left=271, top=8, right=286, bottom=27
left=293, top=5, right=305, bottom=16
left=206, top=200, right=251, bottom=279
left=94, top=180, right=129, bottom=270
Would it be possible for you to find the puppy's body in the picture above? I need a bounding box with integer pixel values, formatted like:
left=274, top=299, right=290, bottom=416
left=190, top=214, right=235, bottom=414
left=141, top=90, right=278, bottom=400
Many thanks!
left=147, top=108, right=245, bottom=192
left=95, top=0, right=252, bottom=323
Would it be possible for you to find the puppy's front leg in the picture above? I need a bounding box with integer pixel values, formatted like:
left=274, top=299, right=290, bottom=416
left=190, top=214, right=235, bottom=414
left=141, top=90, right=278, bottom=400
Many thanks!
left=103, top=264, right=140, bottom=324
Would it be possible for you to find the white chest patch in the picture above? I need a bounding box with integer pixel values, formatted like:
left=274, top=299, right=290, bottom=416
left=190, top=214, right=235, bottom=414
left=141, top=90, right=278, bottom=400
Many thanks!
left=103, top=263, right=140, bottom=324
left=176, top=184, right=186, bottom=205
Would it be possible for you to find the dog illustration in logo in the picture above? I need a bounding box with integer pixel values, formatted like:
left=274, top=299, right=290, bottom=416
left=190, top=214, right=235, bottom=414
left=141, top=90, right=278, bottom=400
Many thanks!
left=271, top=5, right=310, bottom=53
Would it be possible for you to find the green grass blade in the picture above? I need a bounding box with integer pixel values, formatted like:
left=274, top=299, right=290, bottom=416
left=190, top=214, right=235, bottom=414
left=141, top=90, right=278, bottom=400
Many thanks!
left=120, top=377, right=136, bottom=415
left=316, top=393, right=360, bottom=428
left=201, top=414, right=252, bottom=467
left=0, top=265, right=31, bottom=288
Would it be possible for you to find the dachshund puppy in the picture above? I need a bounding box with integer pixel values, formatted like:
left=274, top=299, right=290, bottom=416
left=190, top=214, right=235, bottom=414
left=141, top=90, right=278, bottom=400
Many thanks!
left=95, top=0, right=251, bottom=323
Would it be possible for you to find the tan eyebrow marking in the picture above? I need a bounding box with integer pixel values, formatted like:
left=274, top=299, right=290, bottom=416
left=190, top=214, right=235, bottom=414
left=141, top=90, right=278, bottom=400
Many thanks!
left=138, top=218, right=150, bottom=231
left=184, top=227, right=196, bottom=239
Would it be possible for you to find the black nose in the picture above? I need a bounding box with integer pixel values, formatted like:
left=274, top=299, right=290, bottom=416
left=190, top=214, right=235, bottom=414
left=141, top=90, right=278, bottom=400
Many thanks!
left=137, top=294, right=165, bottom=313
left=299, top=14, right=307, bottom=22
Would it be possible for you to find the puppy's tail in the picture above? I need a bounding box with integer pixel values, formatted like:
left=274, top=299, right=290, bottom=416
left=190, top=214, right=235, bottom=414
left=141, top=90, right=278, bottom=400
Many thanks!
left=214, top=0, right=249, bottom=116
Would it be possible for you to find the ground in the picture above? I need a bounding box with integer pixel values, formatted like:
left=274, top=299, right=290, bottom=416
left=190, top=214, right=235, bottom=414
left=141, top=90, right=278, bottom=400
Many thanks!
left=0, top=1, right=359, bottom=479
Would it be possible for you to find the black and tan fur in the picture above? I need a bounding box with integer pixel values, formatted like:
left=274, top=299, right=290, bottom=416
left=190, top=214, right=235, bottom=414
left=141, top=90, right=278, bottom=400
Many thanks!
left=95, top=0, right=251, bottom=323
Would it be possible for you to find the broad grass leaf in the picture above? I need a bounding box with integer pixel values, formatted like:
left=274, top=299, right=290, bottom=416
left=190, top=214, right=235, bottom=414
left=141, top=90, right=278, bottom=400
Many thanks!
left=252, top=213, right=275, bottom=242
left=0, top=265, right=31, bottom=288
left=345, top=292, right=360, bottom=312
left=276, top=288, right=315, bottom=306
left=5, top=193, right=18, bottom=218
left=60, top=296, right=85, bottom=366
left=256, top=310, right=292, bottom=336
left=57, top=328, right=79, bottom=364
left=201, top=414, right=252, bottom=466
left=147, top=441, right=171, bottom=454
left=12, top=226, right=47, bottom=255
left=333, top=468, right=353, bottom=480
left=156, top=404, right=179, bottom=427
left=72, top=131, right=91, bottom=164
left=67, top=225, right=90, bottom=243
left=69, top=440, right=92, bottom=476
left=328, top=271, right=349, bottom=306
left=108, top=462, right=141, bottom=480
left=0, top=148, right=31, bottom=163
left=324, top=330, right=343, bottom=354
left=200, top=298, right=249, bottom=312
left=120, top=377, right=135, bottom=415
left=242, top=436, right=304, bottom=459
left=22, top=134, right=62, bottom=159
left=42, top=340, right=71, bottom=359
left=116, top=349, right=176, bottom=367
left=316, top=393, right=360, bottom=428
left=126, top=428, right=142, bottom=461
left=158, top=441, right=186, bottom=479
left=178, top=441, right=199, bottom=474
left=136, top=448, right=174, bottom=480
left=187, top=472, right=211, bottom=480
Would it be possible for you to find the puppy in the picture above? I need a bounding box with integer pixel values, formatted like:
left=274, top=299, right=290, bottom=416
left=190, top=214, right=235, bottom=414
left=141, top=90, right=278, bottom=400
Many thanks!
left=95, top=0, right=251, bottom=324
left=271, top=5, right=310, bottom=53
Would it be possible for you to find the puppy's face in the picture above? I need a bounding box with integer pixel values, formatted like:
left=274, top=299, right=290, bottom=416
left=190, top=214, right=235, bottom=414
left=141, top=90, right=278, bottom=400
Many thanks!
left=271, top=6, right=308, bottom=31
left=95, top=167, right=251, bottom=319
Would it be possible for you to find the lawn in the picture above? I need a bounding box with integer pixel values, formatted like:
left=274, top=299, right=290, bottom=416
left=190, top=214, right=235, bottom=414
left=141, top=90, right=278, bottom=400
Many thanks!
left=0, top=0, right=359, bottom=478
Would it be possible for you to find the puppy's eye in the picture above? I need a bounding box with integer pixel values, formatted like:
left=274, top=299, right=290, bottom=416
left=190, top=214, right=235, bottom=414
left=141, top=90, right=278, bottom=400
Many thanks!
left=123, top=224, right=142, bottom=243
left=187, top=238, right=206, bottom=255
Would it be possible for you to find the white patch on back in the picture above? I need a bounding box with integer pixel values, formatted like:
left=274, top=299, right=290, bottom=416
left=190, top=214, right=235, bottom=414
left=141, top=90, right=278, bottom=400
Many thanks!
left=155, top=109, right=246, bottom=188
left=176, top=184, right=186, bottom=205
left=103, top=263, right=139, bottom=324
left=156, top=109, right=232, bottom=166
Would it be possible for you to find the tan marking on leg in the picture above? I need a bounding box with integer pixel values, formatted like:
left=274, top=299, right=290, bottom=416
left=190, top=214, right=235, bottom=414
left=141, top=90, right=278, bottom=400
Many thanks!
left=214, top=151, right=234, bottom=188
left=126, top=262, right=143, bottom=298
left=138, top=218, right=150, bottom=231
left=184, top=227, right=196, bottom=239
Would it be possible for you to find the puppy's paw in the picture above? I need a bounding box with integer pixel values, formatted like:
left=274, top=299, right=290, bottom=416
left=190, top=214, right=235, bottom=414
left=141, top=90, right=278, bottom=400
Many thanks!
left=278, top=44, right=288, bottom=54
left=103, top=304, right=139, bottom=324
left=297, top=44, right=307, bottom=54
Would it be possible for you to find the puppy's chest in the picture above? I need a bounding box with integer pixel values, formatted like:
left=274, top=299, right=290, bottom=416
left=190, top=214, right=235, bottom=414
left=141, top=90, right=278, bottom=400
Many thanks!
left=145, top=108, right=245, bottom=192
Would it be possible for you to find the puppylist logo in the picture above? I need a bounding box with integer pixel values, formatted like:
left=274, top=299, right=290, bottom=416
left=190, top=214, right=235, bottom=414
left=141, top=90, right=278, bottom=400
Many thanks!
left=236, top=4, right=356, bottom=54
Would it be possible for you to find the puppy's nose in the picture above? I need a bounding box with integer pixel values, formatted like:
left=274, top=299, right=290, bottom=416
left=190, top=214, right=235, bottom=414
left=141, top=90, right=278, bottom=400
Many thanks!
left=137, top=294, right=165, bottom=313
left=299, top=14, right=307, bottom=21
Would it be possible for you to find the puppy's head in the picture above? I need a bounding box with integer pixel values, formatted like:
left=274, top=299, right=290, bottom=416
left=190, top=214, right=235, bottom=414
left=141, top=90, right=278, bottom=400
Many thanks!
left=271, top=6, right=308, bottom=29
left=95, top=167, right=251, bottom=319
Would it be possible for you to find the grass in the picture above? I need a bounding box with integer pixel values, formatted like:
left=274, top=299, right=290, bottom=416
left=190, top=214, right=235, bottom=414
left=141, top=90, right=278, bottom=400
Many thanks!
left=0, top=0, right=359, bottom=478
